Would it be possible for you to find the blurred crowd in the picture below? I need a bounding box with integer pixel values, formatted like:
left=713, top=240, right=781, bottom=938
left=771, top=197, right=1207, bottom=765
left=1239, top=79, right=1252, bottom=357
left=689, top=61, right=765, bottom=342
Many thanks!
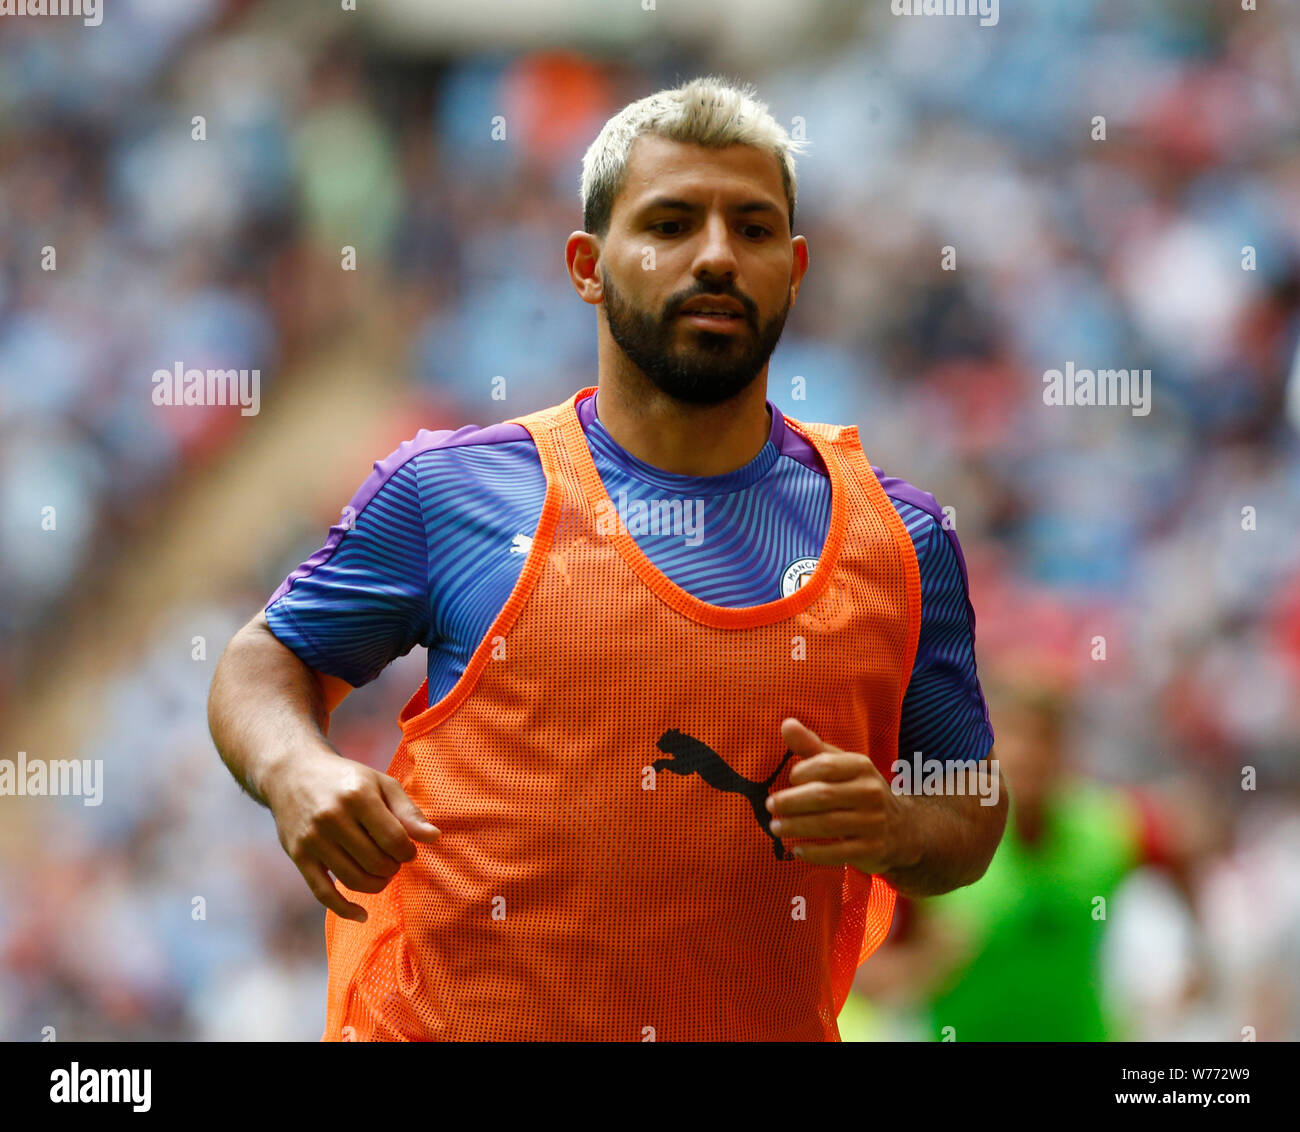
left=1, top=0, right=1298, bottom=1039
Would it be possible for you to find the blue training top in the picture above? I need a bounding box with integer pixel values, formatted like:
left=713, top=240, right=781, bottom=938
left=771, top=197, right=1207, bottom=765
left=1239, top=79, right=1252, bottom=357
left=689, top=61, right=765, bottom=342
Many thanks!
left=266, top=388, right=994, bottom=764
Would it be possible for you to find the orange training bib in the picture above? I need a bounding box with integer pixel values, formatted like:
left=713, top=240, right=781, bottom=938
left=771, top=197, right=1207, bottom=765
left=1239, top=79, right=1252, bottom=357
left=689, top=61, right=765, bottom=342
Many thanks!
left=322, top=386, right=920, bottom=1041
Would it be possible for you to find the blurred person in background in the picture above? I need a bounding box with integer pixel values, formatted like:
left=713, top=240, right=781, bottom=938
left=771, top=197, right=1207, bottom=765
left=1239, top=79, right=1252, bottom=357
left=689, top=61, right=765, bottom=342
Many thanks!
left=843, top=670, right=1225, bottom=1042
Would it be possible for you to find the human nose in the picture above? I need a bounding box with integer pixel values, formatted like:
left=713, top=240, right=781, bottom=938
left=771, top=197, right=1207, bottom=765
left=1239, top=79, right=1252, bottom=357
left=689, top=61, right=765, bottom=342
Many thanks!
left=692, top=212, right=739, bottom=282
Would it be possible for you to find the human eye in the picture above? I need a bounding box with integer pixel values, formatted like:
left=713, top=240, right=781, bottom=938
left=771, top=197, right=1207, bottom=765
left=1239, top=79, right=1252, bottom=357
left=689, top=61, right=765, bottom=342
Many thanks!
left=650, top=219, right=685, bottom=235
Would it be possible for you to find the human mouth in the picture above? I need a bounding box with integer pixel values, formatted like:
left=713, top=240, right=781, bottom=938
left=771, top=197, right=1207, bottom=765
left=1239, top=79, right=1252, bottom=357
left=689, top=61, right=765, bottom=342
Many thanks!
left=678, top=309, right=747, bottom=330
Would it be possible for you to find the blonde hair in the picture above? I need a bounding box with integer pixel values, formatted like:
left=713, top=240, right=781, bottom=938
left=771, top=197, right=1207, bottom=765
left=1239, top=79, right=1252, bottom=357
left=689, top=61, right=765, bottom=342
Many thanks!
left=580, top=75, right=806, bottom=237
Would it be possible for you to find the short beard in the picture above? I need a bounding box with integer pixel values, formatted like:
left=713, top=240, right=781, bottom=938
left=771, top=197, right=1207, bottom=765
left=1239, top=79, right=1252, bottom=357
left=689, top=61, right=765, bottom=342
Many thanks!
left=601, top=268, right=790, bottom=406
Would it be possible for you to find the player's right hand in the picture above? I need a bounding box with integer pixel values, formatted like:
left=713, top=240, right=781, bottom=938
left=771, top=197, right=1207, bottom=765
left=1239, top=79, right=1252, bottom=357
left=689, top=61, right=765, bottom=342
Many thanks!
left=264, top=746, right=441, bottom=922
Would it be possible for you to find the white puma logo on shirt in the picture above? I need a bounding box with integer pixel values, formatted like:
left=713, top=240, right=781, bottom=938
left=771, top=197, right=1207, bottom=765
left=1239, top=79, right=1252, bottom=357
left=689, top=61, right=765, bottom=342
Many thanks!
left=510, top=533, right=533, bottom=555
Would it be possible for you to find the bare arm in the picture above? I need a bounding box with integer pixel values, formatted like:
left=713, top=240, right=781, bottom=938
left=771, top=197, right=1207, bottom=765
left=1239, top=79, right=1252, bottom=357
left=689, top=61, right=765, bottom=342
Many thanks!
left=208, top=610, right=352, bottom=807
left=208, top=610, right=440, bottom=921
left=878, top=756, right=1008, bottom=898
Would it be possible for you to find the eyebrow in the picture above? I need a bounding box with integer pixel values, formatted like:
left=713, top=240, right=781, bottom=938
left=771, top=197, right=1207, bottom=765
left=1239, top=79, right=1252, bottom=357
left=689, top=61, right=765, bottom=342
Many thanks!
left=637, top=196, right=783, bottom=218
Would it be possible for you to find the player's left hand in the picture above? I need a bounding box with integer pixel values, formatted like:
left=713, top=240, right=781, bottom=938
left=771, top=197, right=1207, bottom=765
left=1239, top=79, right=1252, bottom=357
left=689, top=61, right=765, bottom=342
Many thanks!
left=765, top=718, right=920, bottom=875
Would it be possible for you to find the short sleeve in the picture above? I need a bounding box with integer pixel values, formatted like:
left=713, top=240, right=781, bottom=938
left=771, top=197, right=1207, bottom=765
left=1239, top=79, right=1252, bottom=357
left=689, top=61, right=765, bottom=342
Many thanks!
left=892, top=501, right=995, bottom=765
left=264, top=438, right=437, bottom=688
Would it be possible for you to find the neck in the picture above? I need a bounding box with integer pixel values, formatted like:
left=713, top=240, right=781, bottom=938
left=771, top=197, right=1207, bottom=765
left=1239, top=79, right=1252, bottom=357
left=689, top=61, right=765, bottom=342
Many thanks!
left=592, top=367, right=772, bottom=477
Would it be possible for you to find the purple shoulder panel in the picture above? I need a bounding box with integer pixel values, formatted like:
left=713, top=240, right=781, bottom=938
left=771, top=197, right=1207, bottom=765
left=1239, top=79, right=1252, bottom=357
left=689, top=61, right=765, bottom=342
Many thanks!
left=265, top=419, right=534, bottom=606
left=778, top=414, right=970, bottom=592
left=872, top=467, right=971, bottom=596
